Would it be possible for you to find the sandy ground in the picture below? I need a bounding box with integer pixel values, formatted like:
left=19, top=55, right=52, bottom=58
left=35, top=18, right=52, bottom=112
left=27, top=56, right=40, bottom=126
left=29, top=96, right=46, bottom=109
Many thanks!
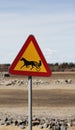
left=0, top=126, right=49, bottom=130
left=0, top=126, right=74, bottom=130
left=0, top=126, right=75, bottom=130
left=0, top=72, right=75, bottom=130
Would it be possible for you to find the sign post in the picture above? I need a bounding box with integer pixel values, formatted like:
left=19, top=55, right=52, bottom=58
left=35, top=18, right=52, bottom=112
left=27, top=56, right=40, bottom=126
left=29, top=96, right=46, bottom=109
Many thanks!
left=9, top=35, right=51, bottom=130
left=28, top=76, right=32, bottom=130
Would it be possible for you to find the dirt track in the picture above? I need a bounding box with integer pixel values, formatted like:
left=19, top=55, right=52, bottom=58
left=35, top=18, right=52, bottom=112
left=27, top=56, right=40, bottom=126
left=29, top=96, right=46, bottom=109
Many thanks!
left=0, top=88, right=75, bottom=107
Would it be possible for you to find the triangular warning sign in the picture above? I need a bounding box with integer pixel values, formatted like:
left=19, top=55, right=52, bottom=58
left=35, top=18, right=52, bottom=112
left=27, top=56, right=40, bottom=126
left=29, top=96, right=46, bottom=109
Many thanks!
left=9, top=35, right=51, bottom=77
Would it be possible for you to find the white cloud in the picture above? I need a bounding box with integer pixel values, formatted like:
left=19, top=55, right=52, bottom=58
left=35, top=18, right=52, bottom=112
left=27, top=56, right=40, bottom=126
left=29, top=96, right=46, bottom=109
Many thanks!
left=0, top=12, right=74, bottom=39
left=0, top=1, right=75, bottom=63
left=43, top=48, right=56, bottom=63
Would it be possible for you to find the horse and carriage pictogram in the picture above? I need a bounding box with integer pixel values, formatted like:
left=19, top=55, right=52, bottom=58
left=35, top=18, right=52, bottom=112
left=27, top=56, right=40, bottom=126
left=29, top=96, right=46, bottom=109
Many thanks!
left=20, top=57, right=42, bottom=71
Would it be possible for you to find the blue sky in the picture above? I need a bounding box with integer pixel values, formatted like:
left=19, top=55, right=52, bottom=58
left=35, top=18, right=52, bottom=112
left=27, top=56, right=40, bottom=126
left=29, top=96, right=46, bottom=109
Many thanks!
left=0, top=0, right=75, bottom=64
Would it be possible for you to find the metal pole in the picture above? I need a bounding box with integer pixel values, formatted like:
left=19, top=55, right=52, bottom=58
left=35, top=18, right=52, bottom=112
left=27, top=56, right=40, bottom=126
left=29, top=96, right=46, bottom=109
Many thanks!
left=28, top=76, right=32, bottom=130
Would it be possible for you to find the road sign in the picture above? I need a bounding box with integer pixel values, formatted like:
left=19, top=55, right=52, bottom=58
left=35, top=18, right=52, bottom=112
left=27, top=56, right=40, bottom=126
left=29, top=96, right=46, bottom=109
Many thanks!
left=9, top=35, right=51, bottom=76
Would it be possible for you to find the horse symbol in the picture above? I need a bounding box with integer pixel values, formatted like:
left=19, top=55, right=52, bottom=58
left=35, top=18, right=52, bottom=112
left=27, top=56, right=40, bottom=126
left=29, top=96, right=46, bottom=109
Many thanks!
left=20, top=57, right=42, bottom=71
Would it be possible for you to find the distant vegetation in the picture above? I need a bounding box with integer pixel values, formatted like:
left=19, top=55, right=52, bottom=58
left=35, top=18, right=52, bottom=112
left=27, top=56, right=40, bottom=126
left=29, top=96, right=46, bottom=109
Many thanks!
left=0, top=63, right=75, bottom=72
left=49, top=62, right=75, bottom=72
left=0, top=64, right=10, bottom=72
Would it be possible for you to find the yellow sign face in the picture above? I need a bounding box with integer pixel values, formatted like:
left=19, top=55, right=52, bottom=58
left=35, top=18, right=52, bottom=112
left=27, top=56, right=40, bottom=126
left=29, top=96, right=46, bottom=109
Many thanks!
left=9, top=35, right=51, bottom=77
left=14, top=41, right=47, bottom=72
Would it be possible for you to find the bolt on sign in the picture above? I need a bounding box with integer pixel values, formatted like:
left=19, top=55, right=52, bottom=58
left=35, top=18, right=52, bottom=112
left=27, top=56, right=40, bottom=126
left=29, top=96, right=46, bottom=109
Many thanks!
left=9, top=35, right=51, bottom=77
